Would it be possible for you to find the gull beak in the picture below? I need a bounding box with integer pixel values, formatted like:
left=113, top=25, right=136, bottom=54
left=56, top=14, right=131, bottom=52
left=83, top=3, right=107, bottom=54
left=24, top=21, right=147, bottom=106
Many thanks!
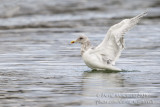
left=71, top=41, right=75, bottom=44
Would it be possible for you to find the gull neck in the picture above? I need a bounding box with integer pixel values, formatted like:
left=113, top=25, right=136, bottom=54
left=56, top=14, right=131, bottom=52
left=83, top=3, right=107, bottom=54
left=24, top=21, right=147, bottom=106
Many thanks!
left=81, top=40, right=91, bottom=55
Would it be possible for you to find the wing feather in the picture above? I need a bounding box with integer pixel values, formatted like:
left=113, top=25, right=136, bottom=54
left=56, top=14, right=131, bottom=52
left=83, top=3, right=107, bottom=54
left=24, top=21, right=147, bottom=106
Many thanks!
left=94, top=11, right=147, bottom=65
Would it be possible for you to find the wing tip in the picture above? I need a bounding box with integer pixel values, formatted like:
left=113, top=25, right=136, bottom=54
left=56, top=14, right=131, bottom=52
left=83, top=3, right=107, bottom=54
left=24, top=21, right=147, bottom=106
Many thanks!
left=142, top=9, right=148, bottom=16
left=138, top=10, right=148, bottom=18
left=131, top=10, right=148, bottom=21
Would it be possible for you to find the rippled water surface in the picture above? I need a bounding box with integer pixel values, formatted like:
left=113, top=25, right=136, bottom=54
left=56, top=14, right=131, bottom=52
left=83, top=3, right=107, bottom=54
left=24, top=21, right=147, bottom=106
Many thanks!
left=0, top=0, right=160, bottom=107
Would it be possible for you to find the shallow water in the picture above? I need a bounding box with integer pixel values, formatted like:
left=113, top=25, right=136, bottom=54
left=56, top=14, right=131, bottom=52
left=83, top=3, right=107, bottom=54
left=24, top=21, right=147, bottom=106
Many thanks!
left=0, top=0, right=160, bottom=107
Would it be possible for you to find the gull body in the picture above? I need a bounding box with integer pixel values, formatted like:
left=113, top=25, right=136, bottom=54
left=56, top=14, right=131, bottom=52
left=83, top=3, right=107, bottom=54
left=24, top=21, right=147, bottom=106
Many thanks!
left=71, top=12, right=147, bottom=71
left=82, top=48, right=120, bottom=71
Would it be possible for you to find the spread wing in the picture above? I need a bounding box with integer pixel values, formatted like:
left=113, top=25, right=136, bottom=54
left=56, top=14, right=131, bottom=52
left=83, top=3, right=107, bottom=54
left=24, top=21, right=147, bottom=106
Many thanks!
left=94, top=11, right=147, bottom=65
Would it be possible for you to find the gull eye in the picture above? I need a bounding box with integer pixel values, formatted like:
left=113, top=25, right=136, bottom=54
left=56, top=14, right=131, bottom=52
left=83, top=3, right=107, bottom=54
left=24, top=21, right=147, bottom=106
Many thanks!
left=79, top=37, right=83, bottom=40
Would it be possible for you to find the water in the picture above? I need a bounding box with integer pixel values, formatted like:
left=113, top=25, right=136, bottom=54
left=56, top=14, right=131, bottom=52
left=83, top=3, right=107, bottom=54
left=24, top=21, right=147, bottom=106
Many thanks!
left=0, top=0, right=160, bottom=107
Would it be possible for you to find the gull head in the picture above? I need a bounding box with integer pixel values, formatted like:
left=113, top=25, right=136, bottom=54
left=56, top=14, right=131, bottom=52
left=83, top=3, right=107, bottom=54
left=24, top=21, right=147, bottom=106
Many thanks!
left=71, top=34, right=89, bottom=44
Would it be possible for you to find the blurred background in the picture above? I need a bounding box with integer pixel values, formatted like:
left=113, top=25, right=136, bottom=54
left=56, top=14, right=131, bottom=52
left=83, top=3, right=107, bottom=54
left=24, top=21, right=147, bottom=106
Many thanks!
left=0, top=0, right=159, bottom=29
left=0, top=0, right=159, bottom=107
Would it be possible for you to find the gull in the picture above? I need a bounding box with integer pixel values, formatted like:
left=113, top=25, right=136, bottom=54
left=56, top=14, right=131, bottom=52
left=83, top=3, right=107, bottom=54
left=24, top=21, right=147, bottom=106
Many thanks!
left=71, top=12, right=147, bottom=71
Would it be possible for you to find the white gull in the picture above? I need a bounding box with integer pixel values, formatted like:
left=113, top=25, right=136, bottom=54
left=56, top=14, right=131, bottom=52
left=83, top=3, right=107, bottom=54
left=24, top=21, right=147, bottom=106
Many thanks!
left=71, top=11, right=147, bottom=71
